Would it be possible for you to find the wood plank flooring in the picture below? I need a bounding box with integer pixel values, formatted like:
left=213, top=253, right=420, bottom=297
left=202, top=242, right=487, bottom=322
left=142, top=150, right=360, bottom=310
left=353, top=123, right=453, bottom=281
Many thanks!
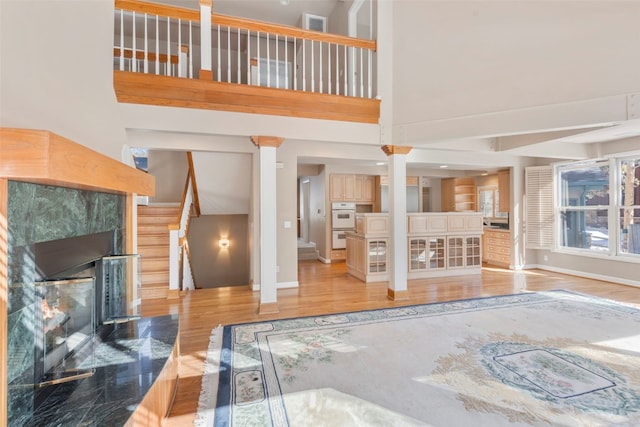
left=141, top=261, right=640, bottom=426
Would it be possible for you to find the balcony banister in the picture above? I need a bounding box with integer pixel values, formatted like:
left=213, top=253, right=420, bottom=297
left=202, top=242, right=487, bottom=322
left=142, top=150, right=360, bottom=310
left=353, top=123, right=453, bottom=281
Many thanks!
left=115, top=0, right=198, bottom=21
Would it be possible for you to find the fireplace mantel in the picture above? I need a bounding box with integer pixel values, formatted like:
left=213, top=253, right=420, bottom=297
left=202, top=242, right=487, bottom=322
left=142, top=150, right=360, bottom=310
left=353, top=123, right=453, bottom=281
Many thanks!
left=0, top=128, right=155, bottom=196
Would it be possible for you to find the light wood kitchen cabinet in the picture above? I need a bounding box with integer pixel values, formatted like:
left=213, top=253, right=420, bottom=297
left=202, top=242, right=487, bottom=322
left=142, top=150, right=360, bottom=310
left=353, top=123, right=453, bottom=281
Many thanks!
left=483, top=229, right=511, bottom=267
left=330, top=174, right=355, bottom=201
left=346, top=233, right=388, bottom=282
left=408, top=214, right=447, bottom=234
left=355, top=175, right=375, bottom=202
left=441, top=177, right=477, bottom=212
left=498, top=169, right=510, bottom=212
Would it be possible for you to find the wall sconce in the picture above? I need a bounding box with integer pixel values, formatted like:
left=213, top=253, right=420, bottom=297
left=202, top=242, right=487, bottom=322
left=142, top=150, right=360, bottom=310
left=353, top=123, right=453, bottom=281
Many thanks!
left=219, top=238, right=230, bottom=249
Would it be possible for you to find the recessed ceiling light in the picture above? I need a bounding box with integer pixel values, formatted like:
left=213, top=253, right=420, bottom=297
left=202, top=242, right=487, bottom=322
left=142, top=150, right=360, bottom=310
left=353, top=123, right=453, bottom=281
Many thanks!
left=439, top=165, right=448, bottom=168
left=376, top=162, right=385, bottom=166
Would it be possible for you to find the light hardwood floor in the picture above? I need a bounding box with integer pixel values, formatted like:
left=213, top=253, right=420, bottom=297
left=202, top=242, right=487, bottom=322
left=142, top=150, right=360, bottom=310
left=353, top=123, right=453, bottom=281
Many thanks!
left=141, top=261, right=640, bottom=426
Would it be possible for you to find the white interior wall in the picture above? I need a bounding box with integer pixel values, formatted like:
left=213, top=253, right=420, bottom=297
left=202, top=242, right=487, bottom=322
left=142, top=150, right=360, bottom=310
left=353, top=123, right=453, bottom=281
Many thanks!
left=0, top=0, right=127, bottom=160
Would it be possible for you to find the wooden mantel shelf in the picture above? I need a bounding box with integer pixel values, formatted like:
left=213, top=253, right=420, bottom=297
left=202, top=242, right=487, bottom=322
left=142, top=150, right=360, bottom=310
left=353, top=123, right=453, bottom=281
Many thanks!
left=0, top=128, right=155, bottom=196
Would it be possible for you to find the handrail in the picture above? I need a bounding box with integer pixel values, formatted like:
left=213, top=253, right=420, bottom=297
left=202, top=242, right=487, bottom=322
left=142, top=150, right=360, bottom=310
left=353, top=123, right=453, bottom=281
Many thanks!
left=115, top=0, right=376, bottom=51
left=113, top=48, right=178, bottom=64
left=186, top=152, right=201, bottom=217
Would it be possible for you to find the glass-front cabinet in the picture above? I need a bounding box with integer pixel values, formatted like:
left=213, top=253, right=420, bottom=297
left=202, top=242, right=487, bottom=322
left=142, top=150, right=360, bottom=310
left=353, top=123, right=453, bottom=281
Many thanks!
left=409, top=237, right=446, bottom=272
left=368, top=240, right=387, bottom=274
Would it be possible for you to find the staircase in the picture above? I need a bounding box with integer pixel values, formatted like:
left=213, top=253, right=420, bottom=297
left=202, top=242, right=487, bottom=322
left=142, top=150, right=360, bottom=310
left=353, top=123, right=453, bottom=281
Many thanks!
left=297, top=240, right=318, bottom=261
left=137, top=205, right=179, bottom=299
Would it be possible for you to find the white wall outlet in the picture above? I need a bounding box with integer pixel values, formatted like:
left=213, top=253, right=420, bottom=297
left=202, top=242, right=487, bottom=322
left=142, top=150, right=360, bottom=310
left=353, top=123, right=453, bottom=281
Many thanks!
left=276, top=265, right=280, bottom=273
left=284, top=221, right=291, bottom=229
left=543, top=255, right=549, bottom=262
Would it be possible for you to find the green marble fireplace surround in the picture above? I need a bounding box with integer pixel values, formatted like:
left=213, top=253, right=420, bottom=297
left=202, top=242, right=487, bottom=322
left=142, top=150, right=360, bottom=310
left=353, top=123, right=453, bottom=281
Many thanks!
left=7, top=181, right=125, bottom=426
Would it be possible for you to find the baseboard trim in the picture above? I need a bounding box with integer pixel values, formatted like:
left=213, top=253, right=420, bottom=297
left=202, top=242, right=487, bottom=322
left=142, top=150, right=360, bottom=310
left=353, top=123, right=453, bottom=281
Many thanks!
left=258, top=302, right=279, bottom=315
left=387, top=288, right=409, bottom=301
left=524, top=264, right=640, bottom=288
left=251, top=281, right=300, bottom=291
left=318, top=256, right=331, bottom=264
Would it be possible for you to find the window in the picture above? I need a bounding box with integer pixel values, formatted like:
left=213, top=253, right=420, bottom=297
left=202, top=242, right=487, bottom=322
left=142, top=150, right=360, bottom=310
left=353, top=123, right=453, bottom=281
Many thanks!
left=553, top=155, right=640, bottom=259
left=619, top=157, right=640, bottom=255
left=557, top=161, right=609, bottom=252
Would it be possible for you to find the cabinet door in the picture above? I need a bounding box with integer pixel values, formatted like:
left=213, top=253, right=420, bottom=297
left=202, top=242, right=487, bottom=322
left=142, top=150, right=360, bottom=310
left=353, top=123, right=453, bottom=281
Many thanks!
left=447, top=237, right=465, bottom=268
left=330, top=174, right=345, bottom=201
left=362, top=176, right=375, bottom=202
left=428, top=237, right=446, bottom=270
left=343, top=174, right=356, bottom=201
left=465, top=236, right=481, bottom=267
left=498, top=170, right=510, bottom=212
left=409, top=238, right=427, bottom=271
left=368, top=239, right=387, bottom=273
left=441, top=178, right=456, bottom=212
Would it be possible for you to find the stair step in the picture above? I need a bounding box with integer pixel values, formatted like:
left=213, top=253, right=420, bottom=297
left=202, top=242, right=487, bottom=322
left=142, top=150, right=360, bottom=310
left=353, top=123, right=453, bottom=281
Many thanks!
left=138, top=234, right=169, bottom=246
left=140, top=286, right=168, bottom=300
left=141, top=270, right=169, bottom=284
left=139, top=246, right=169, bottom=258
left=138, top=215, right=177, bottom=225
left=138, top=224, right=171, bottom=234
left=140, top=258, right=168, bottom=273
left=138, top=205, right=180, bottom=216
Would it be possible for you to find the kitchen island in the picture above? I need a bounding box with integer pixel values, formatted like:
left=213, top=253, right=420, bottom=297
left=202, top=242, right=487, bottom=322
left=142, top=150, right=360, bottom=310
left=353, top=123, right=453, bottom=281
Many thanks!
left=346, top=212, right=484, bottom=283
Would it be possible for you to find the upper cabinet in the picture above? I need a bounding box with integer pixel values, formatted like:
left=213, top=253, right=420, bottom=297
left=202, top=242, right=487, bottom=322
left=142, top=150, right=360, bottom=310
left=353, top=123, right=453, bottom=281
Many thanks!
left=330, top=174, right=374, bottom=202
left=498, top=169, right=510, bottom=212
left=441, top=177, right=477, bottom=212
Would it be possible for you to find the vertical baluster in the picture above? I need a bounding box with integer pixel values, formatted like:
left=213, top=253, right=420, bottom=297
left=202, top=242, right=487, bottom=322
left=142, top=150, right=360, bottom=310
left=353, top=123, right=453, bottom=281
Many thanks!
left=359, top=47, right=363, bottom=97
left=343, top=45, right=348, bottom=96
left=284, top=36, right=288, bottom=89
left=328, top=43, right=332, bottom=95
left=266, top=33, right=270, bottom=88
left=119, top=9, right=125, bottom=71
left=144, top=13, right=149, bottom=73
left=311, top=40, right=314, bottom=92
left=293, top=38, right=297, bottom=91
left=335, top=43, right=339, bottom=95
left=275, top=34, right=279, bottom=88
left=237, top=27, right=241, bottom=84
left=189, top=20, right=193, bottom=78
left=167, top=16, right=171, bottom=76
left=132, top=11, right=137, bottom=72
left=217, top=24, right=221, bottom=82
left=302, top=38, right=306, bottom=91
left=178, top=18, right=182, bottom=77
left=319, top=41, right=323, bottom=93
left=368, top=49, right=372, bottom=98
left=247, top=30, right=251, bottom=85
left=227, top=26, right=231, bottom=83
left=257, top=31, right=261, bottom=86
left=155, top=15, right=160, bottom=75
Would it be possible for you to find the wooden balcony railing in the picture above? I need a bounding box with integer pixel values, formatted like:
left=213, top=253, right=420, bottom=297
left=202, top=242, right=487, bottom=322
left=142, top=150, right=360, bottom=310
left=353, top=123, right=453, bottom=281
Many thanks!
left=113, top=0, right=380, bottom=123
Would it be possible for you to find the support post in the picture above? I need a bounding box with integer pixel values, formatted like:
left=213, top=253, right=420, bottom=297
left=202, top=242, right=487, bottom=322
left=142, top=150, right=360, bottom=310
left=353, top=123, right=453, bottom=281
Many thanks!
left=382, top=145, right=412, bottom=300
left=199, top=0, right=212, bottom=80
left=251, top=136, right=284, bottom=314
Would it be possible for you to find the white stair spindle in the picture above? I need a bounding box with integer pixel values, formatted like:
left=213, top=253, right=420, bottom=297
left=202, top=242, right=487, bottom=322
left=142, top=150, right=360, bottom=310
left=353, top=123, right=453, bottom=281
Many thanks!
left=155, top=15, right=160, bottom=74
left=132, top=11, right=137, bottom=72
left=167, top=17, right=171, bottom=76
left=319, top=41, right=323, bottom=93
left=189, top=20, right=193, bottom=78
left=217, top=25, right=221, bottom=82
left=293, top=38, right=297, bottom=91
left=344, top=45, right=348, bottom=96
left=119, top=10, right=124, bottom=71
left=368, top=48, right=372, bottom=98
left=247, top=30, right=251, bottom=85
left=302, top=39, right=306, bottom=91
left=178, top=18, right=182, bottom=77
left=360, top=47, right=363, bottom=97
left=257, top=31, right=260, bottom=85
left=266, top=33, right=270, bottom=88
left=237, top=28, right=241, bottom=84
left=276, top=34, right=279, bottom=88
left=144, top=13, right=148, bottom=73
left=284, top=36, right=288, bottom=89
left=335, top=43, right=339, bottom=95
left=227, top=26, right=231, bottom=83
left=328, top=43, right=332, bottom=95
left=311, top=40, right=314, bottom=92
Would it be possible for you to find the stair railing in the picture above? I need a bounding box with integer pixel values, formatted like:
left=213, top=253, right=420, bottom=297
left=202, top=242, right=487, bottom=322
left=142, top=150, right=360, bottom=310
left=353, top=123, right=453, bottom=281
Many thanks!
left=114, top=0, right=377, bottom=98
left=168, top=153, right=200, bottom=293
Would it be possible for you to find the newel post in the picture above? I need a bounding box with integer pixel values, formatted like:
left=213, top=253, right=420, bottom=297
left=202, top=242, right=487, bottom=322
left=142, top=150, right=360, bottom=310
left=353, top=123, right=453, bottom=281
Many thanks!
left=199, top=0, right=213, bottom=80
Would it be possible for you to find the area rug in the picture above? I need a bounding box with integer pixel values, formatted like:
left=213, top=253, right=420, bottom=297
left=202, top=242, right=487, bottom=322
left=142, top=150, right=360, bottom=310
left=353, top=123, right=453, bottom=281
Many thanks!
left=195, top=291, right=640, bottom=426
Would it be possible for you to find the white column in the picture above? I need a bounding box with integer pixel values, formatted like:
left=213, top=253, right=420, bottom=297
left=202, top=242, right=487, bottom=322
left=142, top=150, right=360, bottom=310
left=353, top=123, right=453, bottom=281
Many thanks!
left=199, top=0, right=212, bottom=79
left=383, top=145, right=412, bottom=300
left=252, top=136, right=284, bottom=314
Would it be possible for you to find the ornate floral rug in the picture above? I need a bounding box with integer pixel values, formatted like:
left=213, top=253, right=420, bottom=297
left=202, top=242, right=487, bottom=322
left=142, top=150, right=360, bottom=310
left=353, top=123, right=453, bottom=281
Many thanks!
left=195, top=291, right=640, bottom=426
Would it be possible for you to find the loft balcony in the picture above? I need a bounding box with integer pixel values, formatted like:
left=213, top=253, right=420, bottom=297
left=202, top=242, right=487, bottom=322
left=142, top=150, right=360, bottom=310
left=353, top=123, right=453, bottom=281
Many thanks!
left=113, top=0, right=380, bottom=124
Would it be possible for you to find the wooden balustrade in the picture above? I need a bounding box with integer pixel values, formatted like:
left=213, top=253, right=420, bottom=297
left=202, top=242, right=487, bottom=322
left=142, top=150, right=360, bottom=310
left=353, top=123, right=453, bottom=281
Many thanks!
left=113, top=0, right=380, bottom=115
